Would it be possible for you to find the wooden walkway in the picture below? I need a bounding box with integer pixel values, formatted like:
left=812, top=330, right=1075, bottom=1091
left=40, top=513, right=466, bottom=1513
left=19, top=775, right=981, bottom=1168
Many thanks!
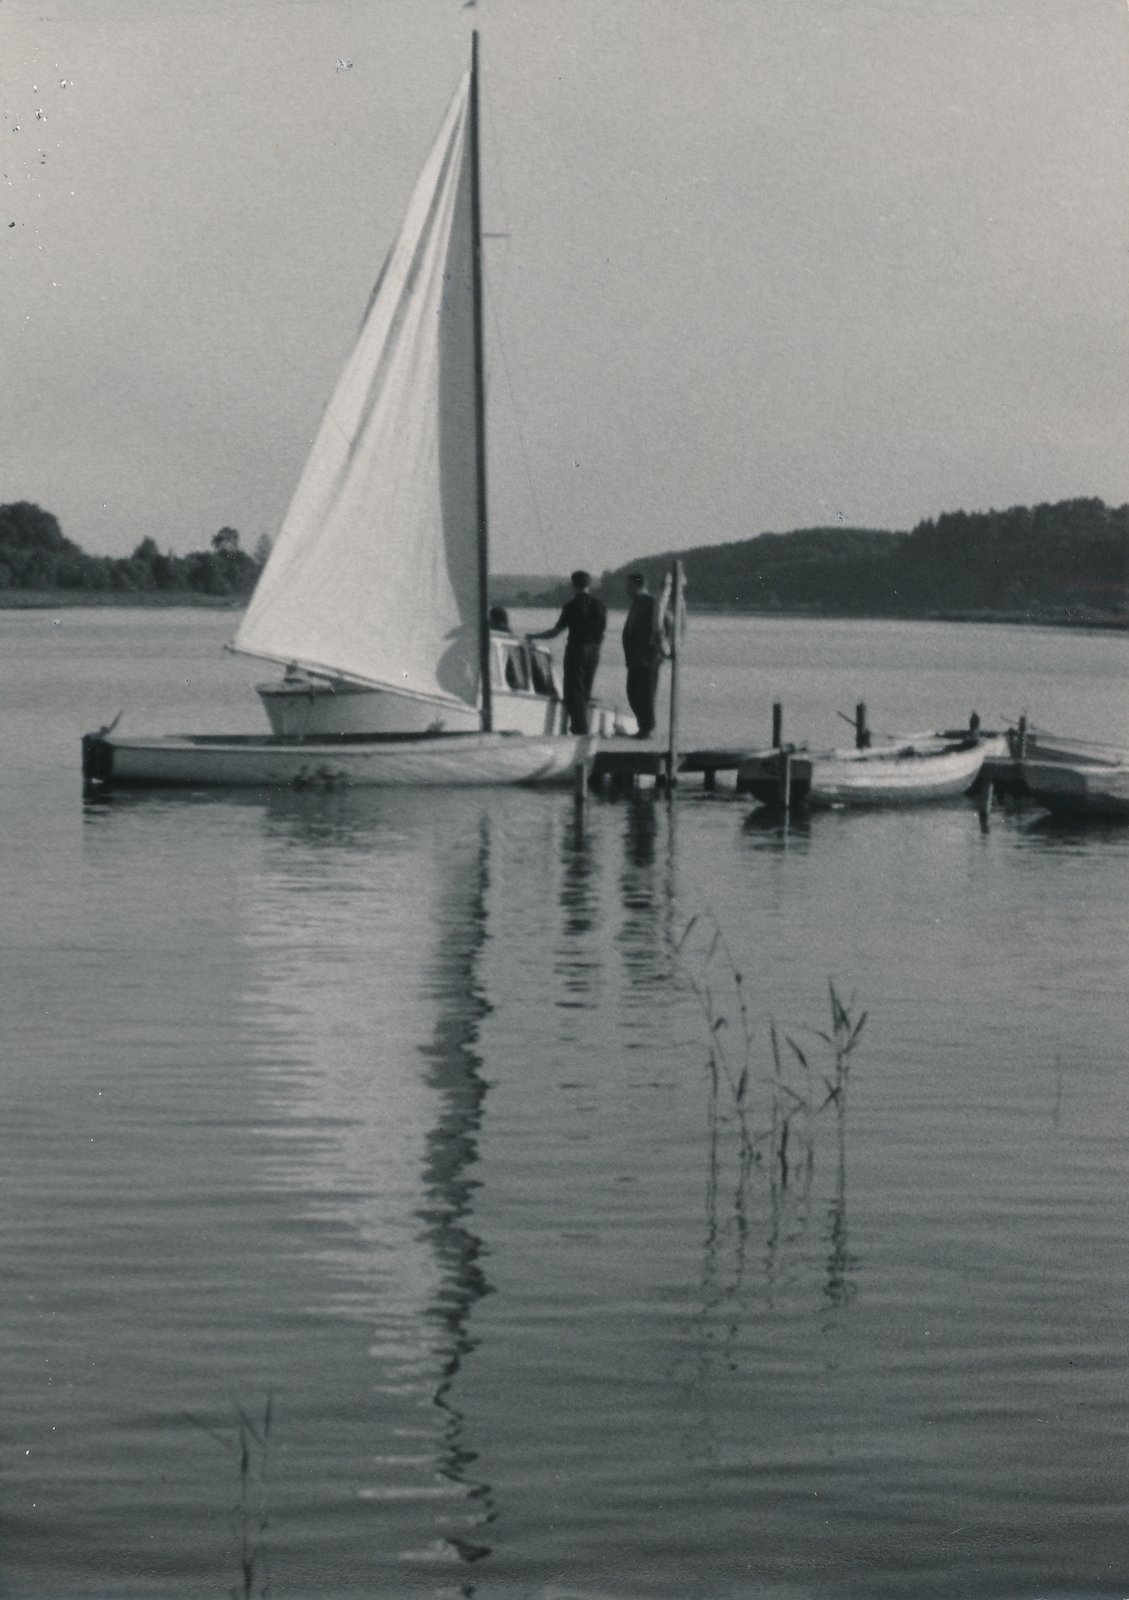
left=589, top=745, right=763, bottom=791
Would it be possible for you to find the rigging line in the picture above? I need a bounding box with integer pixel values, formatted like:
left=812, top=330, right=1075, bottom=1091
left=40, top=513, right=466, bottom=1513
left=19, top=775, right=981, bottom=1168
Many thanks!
left=478, top=57, right=555, bottom=578
left=482, top=264, right=556, bottom=577
left=480, top=65, right=513, bottom=301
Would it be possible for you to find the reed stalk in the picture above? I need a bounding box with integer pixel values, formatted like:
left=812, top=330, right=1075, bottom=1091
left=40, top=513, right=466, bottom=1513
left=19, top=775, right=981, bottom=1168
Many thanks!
left=671, top=912, right=866, bottom=1213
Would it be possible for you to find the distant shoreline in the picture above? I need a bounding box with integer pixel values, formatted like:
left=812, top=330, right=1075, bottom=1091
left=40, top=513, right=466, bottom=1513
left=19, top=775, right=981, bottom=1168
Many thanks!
left=681, top=604, right=1126, bottom=632
left=1, top=589, right=1123, bottom=631
left=0, top=590, right=246, bottom=609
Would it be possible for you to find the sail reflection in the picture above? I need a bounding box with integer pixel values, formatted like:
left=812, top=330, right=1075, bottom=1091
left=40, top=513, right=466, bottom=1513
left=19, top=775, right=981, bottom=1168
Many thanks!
left=235, top=790, right=497, bottom=1568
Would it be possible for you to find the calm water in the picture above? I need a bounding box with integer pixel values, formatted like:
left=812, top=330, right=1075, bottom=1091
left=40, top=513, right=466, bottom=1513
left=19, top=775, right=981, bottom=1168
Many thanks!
left=2, top=608, right=1127, bottom=1599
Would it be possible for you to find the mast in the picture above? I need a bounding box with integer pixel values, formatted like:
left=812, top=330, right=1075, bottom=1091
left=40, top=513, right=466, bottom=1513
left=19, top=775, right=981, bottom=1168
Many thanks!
left=470, top=31, right=492, bottom=732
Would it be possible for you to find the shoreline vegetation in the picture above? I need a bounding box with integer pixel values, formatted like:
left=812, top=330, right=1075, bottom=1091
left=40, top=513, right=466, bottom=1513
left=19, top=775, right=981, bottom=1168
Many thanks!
left=3, top=586, right=1122, bottom=631
left=2, top=497, right=1125, bottom=628
left=510, top=497, right=1128, bottom=629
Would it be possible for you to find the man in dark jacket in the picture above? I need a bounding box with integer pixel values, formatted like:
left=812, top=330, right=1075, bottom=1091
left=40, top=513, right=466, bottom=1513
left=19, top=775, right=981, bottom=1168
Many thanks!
left=621, top=573, right=663, bottom=737
left=529, top=570, right=607, bottom=734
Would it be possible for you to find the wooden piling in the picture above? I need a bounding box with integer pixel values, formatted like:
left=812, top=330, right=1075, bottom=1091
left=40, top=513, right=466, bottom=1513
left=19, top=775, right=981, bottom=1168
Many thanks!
left=855, top=702, right=870, bottom=750
left=778, top=748, right=792, bottom=811
left=977, top=778, right=993, bottom=833
left=1016, top=714, right=1027, bottom=758
left=772, top=701, right=783, bottom=748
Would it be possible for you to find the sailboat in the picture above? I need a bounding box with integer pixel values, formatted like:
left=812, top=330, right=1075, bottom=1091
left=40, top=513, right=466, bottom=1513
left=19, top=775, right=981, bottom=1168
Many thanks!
left=82, top=36, right=613, bottom=793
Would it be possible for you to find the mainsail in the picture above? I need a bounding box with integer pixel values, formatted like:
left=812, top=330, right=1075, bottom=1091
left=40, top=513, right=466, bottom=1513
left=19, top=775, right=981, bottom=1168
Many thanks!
left=234, top=73, right=480, bottom=711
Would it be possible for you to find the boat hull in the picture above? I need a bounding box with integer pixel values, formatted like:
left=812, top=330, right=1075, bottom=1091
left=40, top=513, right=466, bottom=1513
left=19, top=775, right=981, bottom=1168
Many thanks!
left=1019, top=759, right=1129, bottom=819
left=256, top=675, right=586, bottom=738
left=82, top=731, right=595, bottom=791
left=255, top=661, right=633, bottom=739
left=257, top=678, right=486, bottom=737
left=739, top=737, right=998, bottom=808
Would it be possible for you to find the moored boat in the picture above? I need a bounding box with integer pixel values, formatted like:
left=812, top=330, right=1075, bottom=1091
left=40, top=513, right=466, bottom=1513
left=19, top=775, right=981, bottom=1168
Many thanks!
left=82, top=37, right=619, bottom=793
left=1019, top=757, right=1129, bottom=820
left=739, top=732, right=1001, bottom=809
left=981, top=722, right=1129, bottom=798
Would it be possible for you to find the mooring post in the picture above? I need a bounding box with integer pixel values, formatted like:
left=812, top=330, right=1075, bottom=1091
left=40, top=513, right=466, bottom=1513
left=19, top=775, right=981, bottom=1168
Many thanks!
left=855, top=702, right=869, bottom=750
left=778, top=748, right=792, bottom=812
left=772, top=701, right=783, bottom=748
left=1016, top=714, right=1027, bottom=758
left=978, top=778, right=994, bottom=834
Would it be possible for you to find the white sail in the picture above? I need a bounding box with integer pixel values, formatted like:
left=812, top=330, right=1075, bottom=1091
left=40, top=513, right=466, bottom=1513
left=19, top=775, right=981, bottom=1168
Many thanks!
left=234, top=73, right=480, bottom=711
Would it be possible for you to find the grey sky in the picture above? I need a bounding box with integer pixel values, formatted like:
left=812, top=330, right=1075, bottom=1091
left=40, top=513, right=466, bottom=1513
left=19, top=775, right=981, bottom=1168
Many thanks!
left=4, top=0, right=1127, bottom=573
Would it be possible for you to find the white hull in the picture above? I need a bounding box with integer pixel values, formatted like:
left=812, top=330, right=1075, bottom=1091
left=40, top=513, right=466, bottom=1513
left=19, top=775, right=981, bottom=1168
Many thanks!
left=256, top=676, right=631, bottom=739
left=1020, top=759, right=1129, bottom=819
left=257, top=678, right=489, bottom=737
left=808, top=738, right=996, bottom=806
left=83, top=731, right=595, bottom=790
left=740, top=736, right=999, bottom=808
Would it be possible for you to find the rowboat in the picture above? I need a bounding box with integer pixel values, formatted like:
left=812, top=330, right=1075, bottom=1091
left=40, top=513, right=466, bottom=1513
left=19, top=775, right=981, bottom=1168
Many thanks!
left=1019, top=757, right=1129, bottom=819
left=981, top=723, right=1129, bottom=799
left=82, top=37, right=610, bottom=794
left=738, top=733, right=1001, bottom=809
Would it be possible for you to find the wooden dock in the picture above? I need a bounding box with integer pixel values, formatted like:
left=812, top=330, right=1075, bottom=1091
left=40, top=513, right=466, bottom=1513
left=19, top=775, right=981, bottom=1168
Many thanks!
left=589, top=745, right=762, bottom=792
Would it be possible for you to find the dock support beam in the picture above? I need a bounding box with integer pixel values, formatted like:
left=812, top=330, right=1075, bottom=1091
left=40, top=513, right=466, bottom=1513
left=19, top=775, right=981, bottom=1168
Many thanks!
left=855, top=702, right=870, bottom=750
left=772, top=700, right=783, bottom=748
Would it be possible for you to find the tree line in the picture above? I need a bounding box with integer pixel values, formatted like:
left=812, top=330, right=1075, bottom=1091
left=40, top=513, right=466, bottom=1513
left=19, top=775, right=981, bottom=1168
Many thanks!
left=5, top=495, right=1126, bottom=621
left=0, top=501, right=269, bottom=597
left=595, top=498, right=1127, bottom=623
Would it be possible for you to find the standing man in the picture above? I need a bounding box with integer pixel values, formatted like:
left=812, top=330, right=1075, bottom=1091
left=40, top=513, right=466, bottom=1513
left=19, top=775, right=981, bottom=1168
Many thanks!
left=621, top=573, right=664, bottom=738
left=528, top=570, right=607, bottom=734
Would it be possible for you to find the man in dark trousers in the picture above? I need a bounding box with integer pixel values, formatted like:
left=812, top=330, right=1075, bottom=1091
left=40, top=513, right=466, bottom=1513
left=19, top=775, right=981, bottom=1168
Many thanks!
left=621, top=572, right=664, bottom=738
left=528, top=570, right=607, bottom=734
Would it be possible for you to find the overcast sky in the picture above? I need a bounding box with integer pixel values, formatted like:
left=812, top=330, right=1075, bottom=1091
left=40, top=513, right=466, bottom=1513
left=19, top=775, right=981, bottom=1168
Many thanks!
left=4, top=0, right=1128, bottom=573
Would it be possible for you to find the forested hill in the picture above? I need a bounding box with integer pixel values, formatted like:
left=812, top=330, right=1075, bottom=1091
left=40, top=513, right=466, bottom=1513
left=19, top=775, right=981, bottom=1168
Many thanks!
left=597, top=499, right=1127, bottom=624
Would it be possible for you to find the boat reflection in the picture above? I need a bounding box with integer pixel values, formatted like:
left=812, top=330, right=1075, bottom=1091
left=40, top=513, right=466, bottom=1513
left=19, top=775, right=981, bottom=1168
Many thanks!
left=232, top=791, right=499, bottom=1568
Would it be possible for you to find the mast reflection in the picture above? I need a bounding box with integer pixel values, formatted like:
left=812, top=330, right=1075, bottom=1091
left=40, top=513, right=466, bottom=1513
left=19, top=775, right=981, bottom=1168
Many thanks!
left=416, top=815, right=495, bottom=1564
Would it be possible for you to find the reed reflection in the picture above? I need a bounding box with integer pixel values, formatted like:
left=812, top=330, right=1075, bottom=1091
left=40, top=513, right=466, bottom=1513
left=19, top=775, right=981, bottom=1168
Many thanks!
left=674, top=914, right=865, bottom=1374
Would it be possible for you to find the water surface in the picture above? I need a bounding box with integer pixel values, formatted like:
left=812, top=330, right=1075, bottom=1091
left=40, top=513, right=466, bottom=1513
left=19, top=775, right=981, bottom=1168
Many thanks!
left=2, top=609, right=1126, bottom=1597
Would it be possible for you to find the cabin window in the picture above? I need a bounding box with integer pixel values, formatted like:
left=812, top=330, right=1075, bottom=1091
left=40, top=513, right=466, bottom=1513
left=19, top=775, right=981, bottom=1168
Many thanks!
left=529, top=648, right=554, bottom=697
left=504, top=644, right=530, bottom=691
